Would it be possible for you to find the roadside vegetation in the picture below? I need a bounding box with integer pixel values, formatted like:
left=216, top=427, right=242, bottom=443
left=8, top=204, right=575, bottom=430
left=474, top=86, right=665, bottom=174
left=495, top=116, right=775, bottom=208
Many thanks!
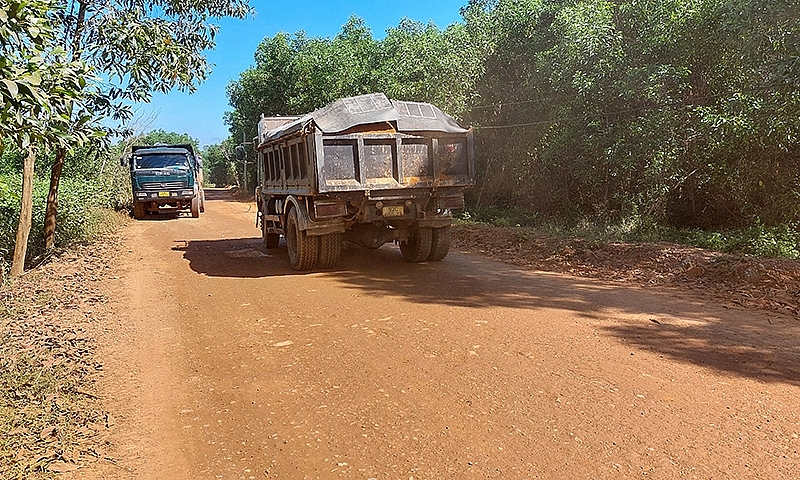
left=223, top=0, right=800, bottom=257
left=458, top=208, right=800, bottom=260
left=0, top=0, right=798, bottom=476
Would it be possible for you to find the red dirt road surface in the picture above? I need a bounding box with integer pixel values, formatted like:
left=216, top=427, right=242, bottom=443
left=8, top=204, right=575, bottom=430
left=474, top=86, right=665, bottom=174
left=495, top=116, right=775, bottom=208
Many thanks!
left=72, top=189, right=800, bottom=479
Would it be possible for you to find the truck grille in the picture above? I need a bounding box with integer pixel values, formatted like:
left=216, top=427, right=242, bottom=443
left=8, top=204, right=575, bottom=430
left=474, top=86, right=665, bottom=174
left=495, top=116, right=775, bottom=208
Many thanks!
left=141, top=181, right=186, bottom=190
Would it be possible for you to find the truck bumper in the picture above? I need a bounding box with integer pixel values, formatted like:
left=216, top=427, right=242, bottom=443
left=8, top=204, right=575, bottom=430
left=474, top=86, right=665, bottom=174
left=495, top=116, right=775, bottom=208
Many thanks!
left=134, top=190, right=195, bottom=203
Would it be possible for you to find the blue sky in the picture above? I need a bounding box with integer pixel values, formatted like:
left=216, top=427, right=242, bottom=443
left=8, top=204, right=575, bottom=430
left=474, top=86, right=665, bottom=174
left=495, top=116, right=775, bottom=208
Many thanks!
left=136, top=0, right=467, bottom=148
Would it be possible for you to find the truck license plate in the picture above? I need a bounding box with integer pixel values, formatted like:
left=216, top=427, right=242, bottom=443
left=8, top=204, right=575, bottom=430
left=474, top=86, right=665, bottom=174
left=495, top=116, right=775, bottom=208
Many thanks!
left=382, top=205, right=404, bottom=217
left=158, top=191, right=170, bottom=197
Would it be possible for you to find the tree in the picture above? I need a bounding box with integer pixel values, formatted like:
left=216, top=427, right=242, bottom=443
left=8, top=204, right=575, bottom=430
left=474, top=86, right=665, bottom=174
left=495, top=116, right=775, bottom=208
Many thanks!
left=462, top=0, right=800, bottom=227
left=42, top=0, right=253, bottom=250
left=225, top=14, right=480, bottom=142
left=1, top=0, right=99, bottom=277
left=137, top=129, right=200, bottom=151
left=202, top=139, right=238, bottom=187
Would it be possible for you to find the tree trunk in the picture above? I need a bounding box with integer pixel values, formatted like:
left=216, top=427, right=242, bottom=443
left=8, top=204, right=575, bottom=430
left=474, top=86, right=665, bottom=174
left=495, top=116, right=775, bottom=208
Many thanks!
left=10, top=146, right=36, bottom=278
left=44, top=148, right=66, bottom=250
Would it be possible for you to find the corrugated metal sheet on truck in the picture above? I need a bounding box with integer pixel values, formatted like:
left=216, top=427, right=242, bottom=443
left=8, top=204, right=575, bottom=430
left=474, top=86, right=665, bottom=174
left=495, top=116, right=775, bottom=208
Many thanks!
left=255, top=93, right=475, bottom=271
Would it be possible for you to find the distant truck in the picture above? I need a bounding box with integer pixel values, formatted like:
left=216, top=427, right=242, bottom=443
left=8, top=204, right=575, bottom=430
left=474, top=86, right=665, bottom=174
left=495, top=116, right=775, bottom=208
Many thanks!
left=254, top=93, right=475, bottom=270
left=124, top=144, right=205, bottom=219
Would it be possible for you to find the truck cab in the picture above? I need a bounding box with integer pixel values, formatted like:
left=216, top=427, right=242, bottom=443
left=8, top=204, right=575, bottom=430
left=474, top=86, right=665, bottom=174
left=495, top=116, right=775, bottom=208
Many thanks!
left=126, top=144, right=204, bottom=219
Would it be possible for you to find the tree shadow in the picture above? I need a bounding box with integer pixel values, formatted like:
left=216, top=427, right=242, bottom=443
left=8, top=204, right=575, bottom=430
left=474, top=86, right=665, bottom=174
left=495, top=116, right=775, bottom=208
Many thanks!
left=202, top=188, right=236, bottom=201
left=601, top=317, right=800, bottom=386
left=176, top=236, right=800, bottom=386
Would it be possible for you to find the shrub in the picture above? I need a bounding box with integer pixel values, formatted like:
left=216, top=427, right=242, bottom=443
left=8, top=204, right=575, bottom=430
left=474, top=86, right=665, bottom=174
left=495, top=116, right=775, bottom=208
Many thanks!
left=0, top=173, right=125, bottom=273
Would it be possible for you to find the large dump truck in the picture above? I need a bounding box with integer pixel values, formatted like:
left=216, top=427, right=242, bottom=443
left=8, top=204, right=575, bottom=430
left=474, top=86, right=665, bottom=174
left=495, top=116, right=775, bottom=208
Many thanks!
left=255, top=93, right=475, bottom=270
left=125, top=144, right=205, bottom=219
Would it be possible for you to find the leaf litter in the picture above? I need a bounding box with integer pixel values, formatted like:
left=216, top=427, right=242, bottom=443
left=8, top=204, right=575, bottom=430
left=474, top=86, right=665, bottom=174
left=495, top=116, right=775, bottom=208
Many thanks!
left=453, top=224, right=800, bottom=317
left=0, top=238, right=124, bottom=479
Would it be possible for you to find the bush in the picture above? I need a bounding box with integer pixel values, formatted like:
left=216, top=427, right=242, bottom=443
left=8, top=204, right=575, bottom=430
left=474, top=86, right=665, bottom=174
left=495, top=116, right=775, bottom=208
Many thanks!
left=0, top=173, right=126, bottom=273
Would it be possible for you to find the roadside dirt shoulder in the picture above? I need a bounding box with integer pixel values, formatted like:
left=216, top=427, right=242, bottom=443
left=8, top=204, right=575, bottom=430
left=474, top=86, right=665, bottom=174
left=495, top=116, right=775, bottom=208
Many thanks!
left=0, top=236, right=127, bottom=478
left=452, top=223, right=800, bottom=317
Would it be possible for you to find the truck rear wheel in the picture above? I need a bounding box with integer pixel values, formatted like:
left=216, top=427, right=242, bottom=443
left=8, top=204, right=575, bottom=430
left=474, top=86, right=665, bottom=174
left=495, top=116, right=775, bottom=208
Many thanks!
left=427, top=226, right=451, bottom=261
left=400, top=227, right=432, bottom=262
left=133, top=202, right=145, bottom=220
left=190, top=195, right=200, bottom=218
left=199, top=189, right=205, bottom=213
left=286, top=207, right=318, bottom=270
left=317, top=233, right=343, bottom=269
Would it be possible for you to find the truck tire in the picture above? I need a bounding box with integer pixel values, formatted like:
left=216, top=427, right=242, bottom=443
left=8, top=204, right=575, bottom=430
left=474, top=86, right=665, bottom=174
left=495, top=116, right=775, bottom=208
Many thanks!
left=286, top=207, right=318, bottom=270
left=427, top=226, right=451, bottom=261
left=262, top=217, right=280, bottom=249
left=190, top=195, right=200, bottom=218
left=133, top=202, right=145, bottom=220
left=400, top=227, right=433, bottom=263
left=317, top=233, right=343, bottom=269
left=199, top=189, right=205, bottom=213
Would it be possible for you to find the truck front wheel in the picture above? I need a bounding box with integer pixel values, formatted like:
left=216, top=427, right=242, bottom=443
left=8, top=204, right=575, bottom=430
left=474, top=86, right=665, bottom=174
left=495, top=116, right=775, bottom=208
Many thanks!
left=286, top=207, right=318, bottom=270
left=133, top=202, right=146, bottom=220
left=400, top=227, right=433, bottom=262
left=190, top=195, right=200, bottom=218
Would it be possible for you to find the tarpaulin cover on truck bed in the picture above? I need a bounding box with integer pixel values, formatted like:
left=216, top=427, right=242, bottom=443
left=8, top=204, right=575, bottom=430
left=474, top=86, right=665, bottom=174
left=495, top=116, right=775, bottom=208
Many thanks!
left=258, top=93, right=468, bottom=147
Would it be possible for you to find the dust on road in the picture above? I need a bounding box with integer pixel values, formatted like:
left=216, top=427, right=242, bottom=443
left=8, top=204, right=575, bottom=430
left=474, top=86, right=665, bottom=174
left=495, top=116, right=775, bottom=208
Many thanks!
left=76, top=189, right=800, bottom=479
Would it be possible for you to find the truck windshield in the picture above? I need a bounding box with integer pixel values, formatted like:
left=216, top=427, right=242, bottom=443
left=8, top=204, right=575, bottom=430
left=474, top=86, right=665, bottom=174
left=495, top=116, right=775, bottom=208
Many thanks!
left=135, top=154, right=190, bottom=169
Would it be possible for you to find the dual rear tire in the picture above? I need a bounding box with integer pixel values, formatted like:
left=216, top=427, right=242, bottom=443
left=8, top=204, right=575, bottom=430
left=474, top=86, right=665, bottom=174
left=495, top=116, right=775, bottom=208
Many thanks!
left=284, top=207, right=343, bottom=271
left=400, top=226, right=450, bottom=262
left=283, top=207, right=449, bottom=270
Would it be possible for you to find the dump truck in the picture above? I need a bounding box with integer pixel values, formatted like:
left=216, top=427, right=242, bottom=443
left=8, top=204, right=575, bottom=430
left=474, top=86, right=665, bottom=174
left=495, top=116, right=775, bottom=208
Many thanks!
left=124, top=144, right=205, bottom=219
left=254, top=93, right=475, bottom=270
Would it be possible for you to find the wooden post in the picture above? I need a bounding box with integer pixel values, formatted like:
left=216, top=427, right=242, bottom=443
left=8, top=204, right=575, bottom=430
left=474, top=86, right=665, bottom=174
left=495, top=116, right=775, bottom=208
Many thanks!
left=10, top=146, right=36, bottom=278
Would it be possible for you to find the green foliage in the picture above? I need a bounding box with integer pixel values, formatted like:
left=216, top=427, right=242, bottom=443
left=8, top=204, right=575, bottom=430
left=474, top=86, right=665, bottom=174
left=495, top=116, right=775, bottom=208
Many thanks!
left=201, top=139, right=237, bottom=186
left=0, top=0, right=102, bottom=149
left=136, top=129, right=199, bottom=151
left=0, top=166, right=126, bottom=268
left=461, top=0, right=800, bottom=230
left=225, top=14, right=482, bottom=140
left=223, top=0, right=799, bottom=242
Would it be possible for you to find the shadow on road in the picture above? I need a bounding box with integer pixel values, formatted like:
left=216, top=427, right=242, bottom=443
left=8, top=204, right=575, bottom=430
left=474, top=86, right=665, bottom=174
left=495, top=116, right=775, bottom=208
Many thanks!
left=204, top=187, right=254, bottom=204
left=602, top=319, right=800, bottom=386
left=177, top=236, right=800, bottom=387
left=173, top=237, right=296, bottom=278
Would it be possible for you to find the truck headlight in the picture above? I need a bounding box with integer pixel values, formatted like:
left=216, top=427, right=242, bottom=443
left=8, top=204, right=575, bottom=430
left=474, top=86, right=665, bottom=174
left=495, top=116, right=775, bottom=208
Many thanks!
left=181, top=190, right=194, bottom=196
left=135, top=192, right=147, bottom=198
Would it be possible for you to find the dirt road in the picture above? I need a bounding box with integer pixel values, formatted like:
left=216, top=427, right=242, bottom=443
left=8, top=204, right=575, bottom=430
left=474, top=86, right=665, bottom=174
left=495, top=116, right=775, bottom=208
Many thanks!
left=79, top=189, right=800, bottom=479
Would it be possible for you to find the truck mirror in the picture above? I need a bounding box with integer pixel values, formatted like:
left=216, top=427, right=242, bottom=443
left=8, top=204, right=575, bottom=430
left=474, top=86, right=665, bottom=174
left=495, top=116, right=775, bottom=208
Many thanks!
left=235, top=145, right=245, bottom=161
left=120, top=155, right=129, bottom=167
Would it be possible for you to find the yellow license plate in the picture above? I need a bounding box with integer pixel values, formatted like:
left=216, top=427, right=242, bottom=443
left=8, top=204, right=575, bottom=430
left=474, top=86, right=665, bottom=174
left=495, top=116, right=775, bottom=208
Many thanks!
left=158, top=191, right=170, bottom=197
left=382, top=205, right=404, bottom=217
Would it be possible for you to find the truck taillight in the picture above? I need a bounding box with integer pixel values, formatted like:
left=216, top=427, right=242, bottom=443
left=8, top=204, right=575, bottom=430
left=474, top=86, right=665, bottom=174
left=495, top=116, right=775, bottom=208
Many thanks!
left=314, top=202, right=347, bottom=218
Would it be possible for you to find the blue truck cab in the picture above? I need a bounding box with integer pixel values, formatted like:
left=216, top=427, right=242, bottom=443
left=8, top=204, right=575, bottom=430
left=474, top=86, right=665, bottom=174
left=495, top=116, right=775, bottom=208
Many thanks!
left=126, top=144, right=205, bottom=219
